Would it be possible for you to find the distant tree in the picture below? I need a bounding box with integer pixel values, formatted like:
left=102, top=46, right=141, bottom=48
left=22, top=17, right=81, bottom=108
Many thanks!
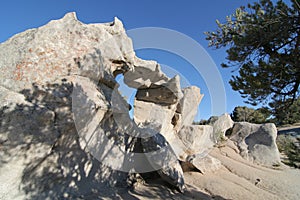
left=272, top=97, right=300, bottom=125
left=193, top=117, right=216, bottom=125
left=231, top=106, right=255, bottom=122
left=277, top=135, right=300, bottom=168
left=207, top=116, right=219, bottom=125
left=251, top=107, right=271, bottom=123
left=231, top=106, right=270, bottom=123
left=194, top=119, right=208, bottom=125
left=205, top=0, right=300, bottom=114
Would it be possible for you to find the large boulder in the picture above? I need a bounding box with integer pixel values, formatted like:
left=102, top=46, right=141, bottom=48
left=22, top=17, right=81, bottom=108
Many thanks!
left=0, top=12, right=194, bottom=198
left=132, top=70, right=213, bottom=177
left=134, top=100, right=178, bottom=137
left=230, top=122, right=281, bottom=166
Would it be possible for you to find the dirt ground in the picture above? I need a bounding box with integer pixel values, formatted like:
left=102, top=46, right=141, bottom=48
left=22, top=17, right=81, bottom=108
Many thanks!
left=124, top=141, right=300, bottom=200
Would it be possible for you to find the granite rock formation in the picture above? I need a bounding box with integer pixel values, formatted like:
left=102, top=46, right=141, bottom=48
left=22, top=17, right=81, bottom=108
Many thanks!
left=0, top=12, right=285, bottom=199
left=230, top=122, right=281, bottom=166
left=0, top=12, right=206, bottom=197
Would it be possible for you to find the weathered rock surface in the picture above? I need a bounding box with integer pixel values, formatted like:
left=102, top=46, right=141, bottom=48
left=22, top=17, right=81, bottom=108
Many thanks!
left=0, top=11, right=295, bottom=200
left=187, top=155, right=221, bottom=174
left=210, top=113, right=234, bottom=141
left=125, top=142, right=300, bottom=200
left=0, top=78, right=130, bottom=199
left=134, top=100, right=178, bottom=136
left=133, top=81, right=206, bottom=162
left=176, top=86, right=203, bottom=128
left=133, top=78, right=209, bottom=172
left=176, top=125, right=215, bottom=160
left=0, top=13, right=135, bottom=92
left=123, top=58, right=169, bottom=89
left=230, top=122, right=281, bottom=166
left=135, top=75, right=183, bottom=105
left=138, top=124, right=184, bottom=191
left=0, top=12, right=192, bottom=199
left=184, top=144, right=300, bottom=200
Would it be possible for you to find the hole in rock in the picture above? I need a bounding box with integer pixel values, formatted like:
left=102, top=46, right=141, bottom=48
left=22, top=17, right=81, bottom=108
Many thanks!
left=115, top=74, right=136, bottom=119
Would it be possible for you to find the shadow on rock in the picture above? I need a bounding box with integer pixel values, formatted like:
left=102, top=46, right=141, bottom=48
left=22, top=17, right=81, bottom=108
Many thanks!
left=0, top=80, right=136, bottom=199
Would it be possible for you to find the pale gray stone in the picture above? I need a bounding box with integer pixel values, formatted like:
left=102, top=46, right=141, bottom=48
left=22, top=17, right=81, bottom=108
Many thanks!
left=176, top=86, right=203, bottom=128
left=187, top=155, right=221, bottom=174
left=135, top=75, right=183, bottom=105
left=0, top=12, right=190, bottom=198
left=176, top=125, right=215, bottom=161
left=123, top=58, right=169, bottom=89
left=211, top=113, right=234, bottom=141
left=230, top=122, right=281, bottom=166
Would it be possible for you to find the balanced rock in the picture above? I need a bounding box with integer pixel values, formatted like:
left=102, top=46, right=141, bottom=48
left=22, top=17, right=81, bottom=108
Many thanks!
left=135, top=75, right=183, bottom=105
left=133, top=76, right=182, bottom=137
left=123, top=57, right=169, bottom=89
left=133, top=81, right=206, bottom=161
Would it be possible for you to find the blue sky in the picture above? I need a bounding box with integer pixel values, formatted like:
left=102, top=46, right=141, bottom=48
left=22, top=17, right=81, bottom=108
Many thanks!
left=0, top=0, right=260, bottom=120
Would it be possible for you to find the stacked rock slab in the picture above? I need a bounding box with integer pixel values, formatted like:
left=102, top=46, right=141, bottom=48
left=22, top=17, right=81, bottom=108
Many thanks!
left=133, top=73, right=218, bottom=173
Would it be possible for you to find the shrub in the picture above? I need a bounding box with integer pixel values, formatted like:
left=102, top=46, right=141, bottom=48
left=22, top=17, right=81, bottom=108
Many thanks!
left=277, top=135, right=300, bottom=168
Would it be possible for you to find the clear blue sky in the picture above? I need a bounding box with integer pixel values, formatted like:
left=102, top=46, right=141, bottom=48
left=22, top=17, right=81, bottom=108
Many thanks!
left=0, top=0, right=260, bottom=120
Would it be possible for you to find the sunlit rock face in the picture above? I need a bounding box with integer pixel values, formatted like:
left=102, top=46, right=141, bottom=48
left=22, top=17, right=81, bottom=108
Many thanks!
left=0, top=12, right=210, bottom=197
left=230, top=122, right=281, bottom=166
left=0, top=12, right=283, bottom=199
left=210, top=113, right=234, bottom=141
